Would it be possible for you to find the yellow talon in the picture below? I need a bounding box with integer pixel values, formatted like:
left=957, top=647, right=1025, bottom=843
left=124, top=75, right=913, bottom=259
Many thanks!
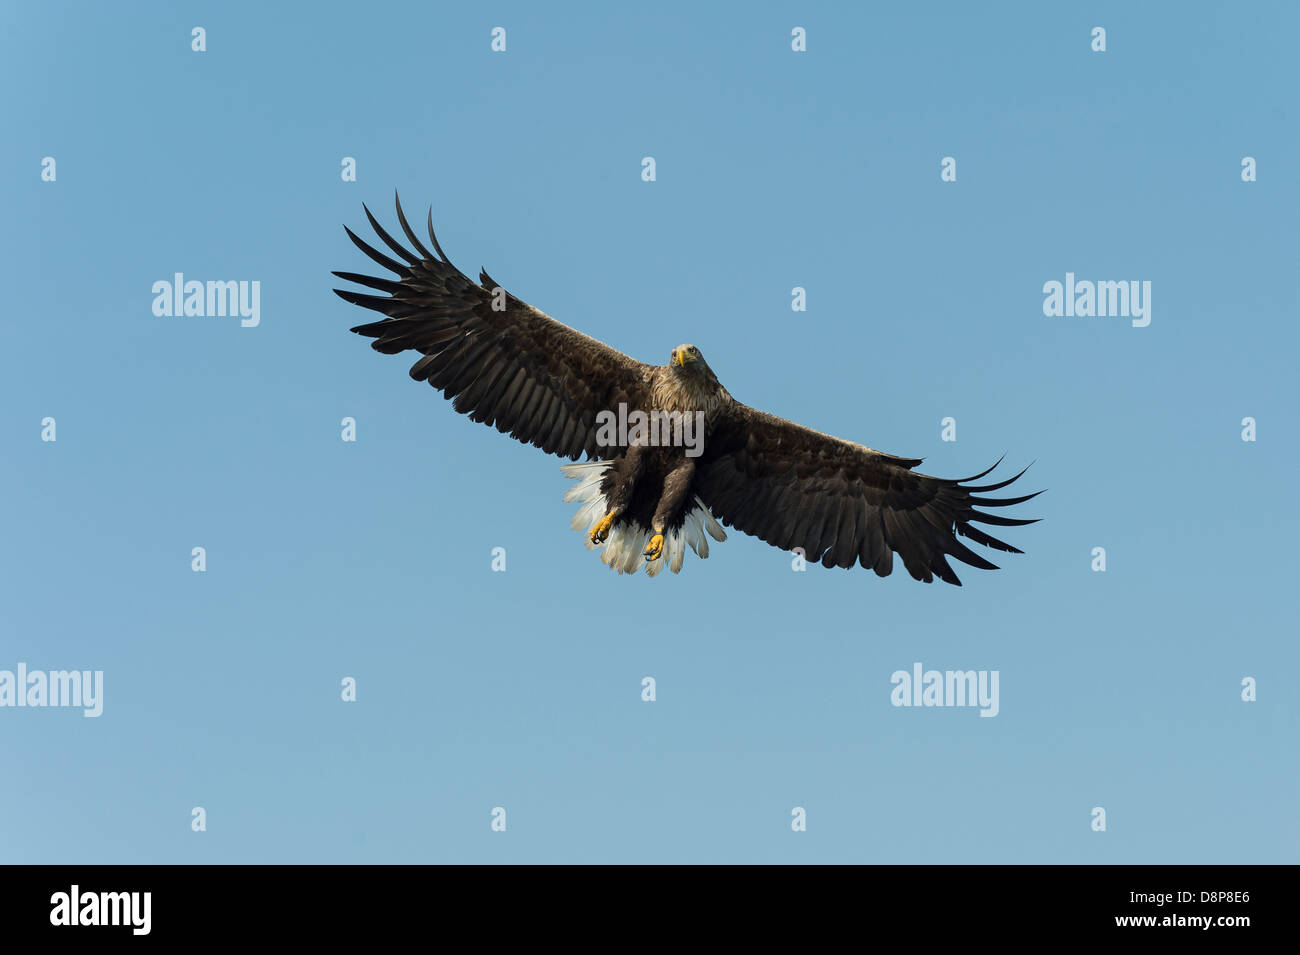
left=590, top=512, right=615, bottom=544
left=644, top=534, right=664, bottom=561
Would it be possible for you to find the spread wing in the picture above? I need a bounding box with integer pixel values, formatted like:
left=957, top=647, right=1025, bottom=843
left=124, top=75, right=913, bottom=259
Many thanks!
left=695, top=403, right=1040, bottom=584
left=333, top=194, right=654, bottom=461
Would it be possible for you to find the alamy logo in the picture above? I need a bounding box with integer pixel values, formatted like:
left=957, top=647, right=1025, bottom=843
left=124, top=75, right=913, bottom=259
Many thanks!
left=50, top=885, right=150, bottom=935
left=890, top=662, right=999, bottom=717
left=595, top=404, right=706, bottom=458
left=1042, top=272, right=1151, bottom=327
left=0, top=663, right=103, bottom=717
left=151, top=273, right=261, bottom=327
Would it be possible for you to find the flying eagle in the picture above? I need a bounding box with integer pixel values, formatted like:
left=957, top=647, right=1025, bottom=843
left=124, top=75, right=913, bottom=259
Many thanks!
left=334, top=195, right=1039, bottom=582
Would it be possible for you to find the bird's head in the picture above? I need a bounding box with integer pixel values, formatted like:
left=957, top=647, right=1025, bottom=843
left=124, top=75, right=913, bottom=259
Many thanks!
left=670, top=343, right=708, bottom=375
left=665, top=343, right=728, bottom=394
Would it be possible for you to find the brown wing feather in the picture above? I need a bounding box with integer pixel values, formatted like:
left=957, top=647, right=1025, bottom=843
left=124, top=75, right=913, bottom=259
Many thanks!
left=695, top=403, right=1040, bottom=584
left=333, top=194, right=654, bottom=460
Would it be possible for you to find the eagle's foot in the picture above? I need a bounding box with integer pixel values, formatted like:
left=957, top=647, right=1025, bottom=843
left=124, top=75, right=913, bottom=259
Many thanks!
left=644, top=534, right=664, bottom=562
left=590, top=512, right=616, bottom=545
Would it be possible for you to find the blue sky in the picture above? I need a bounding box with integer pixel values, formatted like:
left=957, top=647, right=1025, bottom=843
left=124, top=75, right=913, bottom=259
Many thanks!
left=3, top=1, right=1296, bottom=863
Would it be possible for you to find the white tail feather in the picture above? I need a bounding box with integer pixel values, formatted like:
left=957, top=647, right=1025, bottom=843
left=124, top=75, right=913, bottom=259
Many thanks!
left=696, top=495, right=727, bottom=541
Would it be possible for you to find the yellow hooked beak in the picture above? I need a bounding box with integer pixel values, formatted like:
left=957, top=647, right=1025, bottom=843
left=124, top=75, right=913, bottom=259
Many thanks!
left=674, top=348, right=693, bottom=367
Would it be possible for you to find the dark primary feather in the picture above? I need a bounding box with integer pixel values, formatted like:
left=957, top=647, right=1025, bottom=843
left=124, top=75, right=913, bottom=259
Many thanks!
left=695, top=404, right=1040, bottom=585
left=333, top=193, right=654, bottom=460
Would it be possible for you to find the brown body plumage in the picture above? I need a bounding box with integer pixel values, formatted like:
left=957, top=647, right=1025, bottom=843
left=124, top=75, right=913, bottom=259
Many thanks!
left=334, top=195, right=1040, bottom=582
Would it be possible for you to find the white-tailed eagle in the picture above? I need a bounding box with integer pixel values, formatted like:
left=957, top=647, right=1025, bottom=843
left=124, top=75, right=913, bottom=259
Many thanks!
left=334, top=195, right=1039, bottom=582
